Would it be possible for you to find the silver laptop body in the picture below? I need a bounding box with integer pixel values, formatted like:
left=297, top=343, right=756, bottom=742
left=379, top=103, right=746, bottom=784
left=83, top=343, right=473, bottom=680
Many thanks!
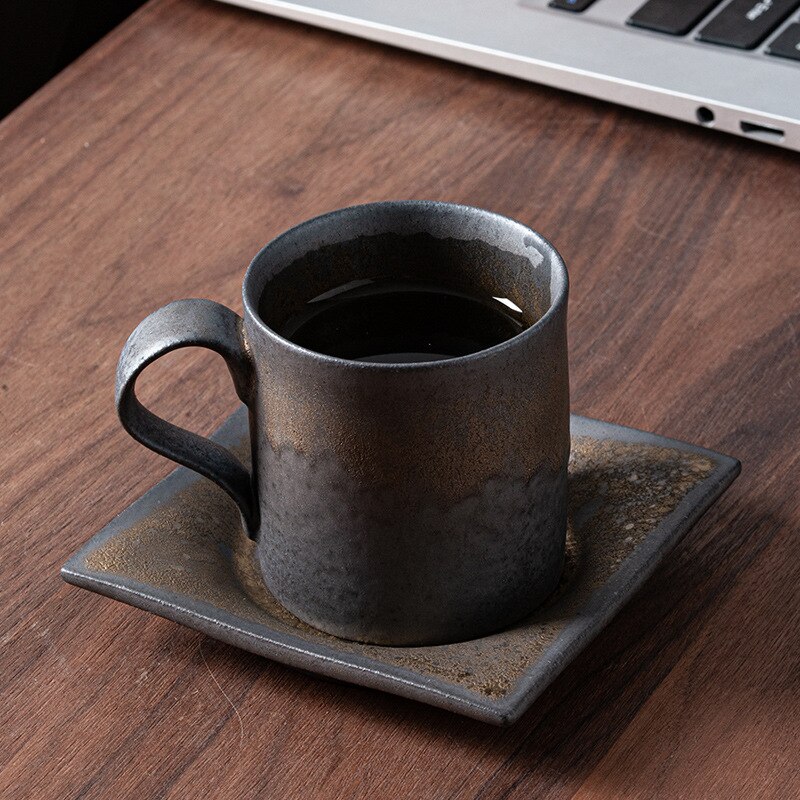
left=218, top=0, right=800, bottom=152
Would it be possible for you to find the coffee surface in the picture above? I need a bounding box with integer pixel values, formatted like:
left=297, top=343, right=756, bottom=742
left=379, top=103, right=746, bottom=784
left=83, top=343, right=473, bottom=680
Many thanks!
left=265, top=278, right=531, bottom=363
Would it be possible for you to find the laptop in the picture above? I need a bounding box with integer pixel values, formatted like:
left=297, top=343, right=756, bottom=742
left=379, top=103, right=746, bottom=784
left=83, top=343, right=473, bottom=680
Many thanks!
left=217, top=0, right=800, bottom=152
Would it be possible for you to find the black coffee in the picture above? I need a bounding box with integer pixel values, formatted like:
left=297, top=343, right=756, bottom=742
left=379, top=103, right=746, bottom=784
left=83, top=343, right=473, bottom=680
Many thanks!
left=270, top=278, right=531, bottom=363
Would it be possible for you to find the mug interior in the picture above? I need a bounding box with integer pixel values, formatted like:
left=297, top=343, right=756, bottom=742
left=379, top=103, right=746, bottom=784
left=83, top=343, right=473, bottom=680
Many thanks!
left=244, top=201, right=566, bottom=359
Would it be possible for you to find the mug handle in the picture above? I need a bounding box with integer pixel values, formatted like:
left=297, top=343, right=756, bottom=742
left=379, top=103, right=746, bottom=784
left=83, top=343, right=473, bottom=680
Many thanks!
left=115, top=299, right=259, bottom=535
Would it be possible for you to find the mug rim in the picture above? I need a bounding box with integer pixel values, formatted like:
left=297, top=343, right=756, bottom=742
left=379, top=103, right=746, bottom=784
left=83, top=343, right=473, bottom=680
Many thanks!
left=241, top=200, right=568, bottom=370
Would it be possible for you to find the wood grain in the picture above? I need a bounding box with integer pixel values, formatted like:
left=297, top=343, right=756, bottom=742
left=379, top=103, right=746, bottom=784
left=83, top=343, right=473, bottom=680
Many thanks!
left=1, top=1, right=798, bottom=797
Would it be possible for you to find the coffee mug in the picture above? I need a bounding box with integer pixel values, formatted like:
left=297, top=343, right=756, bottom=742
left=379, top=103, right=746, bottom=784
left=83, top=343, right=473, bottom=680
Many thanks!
left=116, top=201, right=570, bottom=645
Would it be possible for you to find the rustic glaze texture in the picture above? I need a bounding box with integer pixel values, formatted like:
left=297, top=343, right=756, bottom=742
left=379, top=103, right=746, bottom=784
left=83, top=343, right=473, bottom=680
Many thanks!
left=115, top=202, right=570, bottom=645
left=1, top=0, right=798, bottom=795
left=242, top=202, right=569, bottom=645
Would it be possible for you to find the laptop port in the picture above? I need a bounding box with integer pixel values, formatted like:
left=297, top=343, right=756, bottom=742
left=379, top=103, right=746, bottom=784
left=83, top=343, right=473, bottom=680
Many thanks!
left=740, top=121, right=785, bottom=142
left=696, top=106, right=715, bottom=126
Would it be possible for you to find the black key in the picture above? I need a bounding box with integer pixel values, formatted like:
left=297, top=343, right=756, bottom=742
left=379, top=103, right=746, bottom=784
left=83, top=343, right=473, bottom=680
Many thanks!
left=628, top=0, right=723, bottom=36
left=549, top=0, right=597, bottom=12
left=767, top=22, right=800, bottom=60
left=698, top=0, right=800, bottom=49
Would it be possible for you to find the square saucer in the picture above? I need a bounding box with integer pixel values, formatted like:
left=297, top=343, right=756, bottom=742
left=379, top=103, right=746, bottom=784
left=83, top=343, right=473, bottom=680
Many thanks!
left=62, top=407, right=739, bottom=725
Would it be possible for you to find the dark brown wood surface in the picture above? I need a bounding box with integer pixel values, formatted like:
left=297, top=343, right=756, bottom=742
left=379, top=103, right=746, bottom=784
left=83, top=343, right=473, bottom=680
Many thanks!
left=1, top=1, right=798, bottom=797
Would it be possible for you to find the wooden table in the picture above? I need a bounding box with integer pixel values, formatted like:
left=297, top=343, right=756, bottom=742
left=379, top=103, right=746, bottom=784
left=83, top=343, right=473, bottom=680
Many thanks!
left=2, top=1, right=798, bottom=796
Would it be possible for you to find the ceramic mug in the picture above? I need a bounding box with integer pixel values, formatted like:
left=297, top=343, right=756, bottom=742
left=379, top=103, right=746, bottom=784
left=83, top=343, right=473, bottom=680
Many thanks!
left=116, top=201, right=570, bottom=645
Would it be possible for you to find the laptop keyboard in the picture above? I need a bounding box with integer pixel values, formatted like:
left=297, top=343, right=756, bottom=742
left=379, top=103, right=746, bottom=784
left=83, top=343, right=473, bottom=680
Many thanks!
left=628, top=1, right=723, bottom=35
left=696, top=0, right=799, bottom=49
left=549, top=0, right=800, bottom=60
